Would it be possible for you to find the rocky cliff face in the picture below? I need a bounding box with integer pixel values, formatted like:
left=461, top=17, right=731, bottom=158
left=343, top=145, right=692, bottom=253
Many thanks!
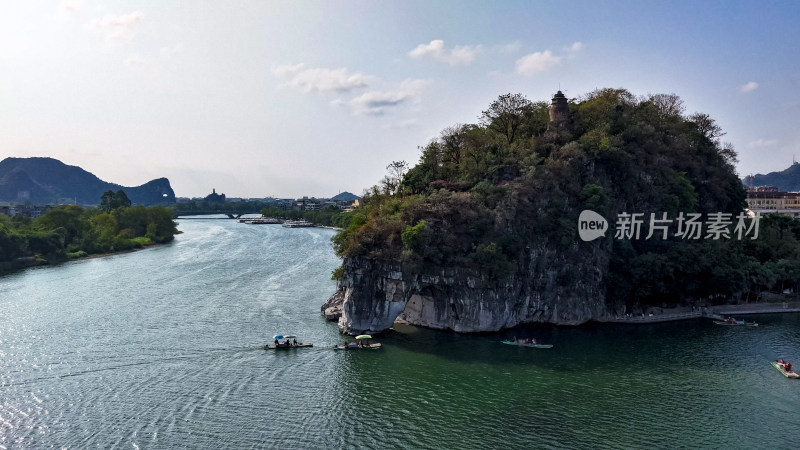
left=327, top=243, right=612, bottom=335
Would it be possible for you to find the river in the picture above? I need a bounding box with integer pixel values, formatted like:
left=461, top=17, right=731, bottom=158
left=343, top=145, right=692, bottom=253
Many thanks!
left=1, top=218, right=798, bottom=449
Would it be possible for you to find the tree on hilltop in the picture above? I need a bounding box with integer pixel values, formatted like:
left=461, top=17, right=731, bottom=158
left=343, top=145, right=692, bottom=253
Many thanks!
left=99, top=190, right=131, bottom=212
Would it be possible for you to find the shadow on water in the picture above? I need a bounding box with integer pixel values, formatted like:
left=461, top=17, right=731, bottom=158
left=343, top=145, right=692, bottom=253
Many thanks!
left=368, top=313, right=800, bottom=375
left=381, top=319, right=702, bottom=362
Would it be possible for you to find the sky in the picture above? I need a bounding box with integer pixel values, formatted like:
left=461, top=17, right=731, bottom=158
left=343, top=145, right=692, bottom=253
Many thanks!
left=2, top=1, right=799, bottom=198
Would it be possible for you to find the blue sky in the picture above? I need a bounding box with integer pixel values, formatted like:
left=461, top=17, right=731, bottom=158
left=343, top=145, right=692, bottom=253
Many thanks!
left=2, top=1, right=799, bottom=198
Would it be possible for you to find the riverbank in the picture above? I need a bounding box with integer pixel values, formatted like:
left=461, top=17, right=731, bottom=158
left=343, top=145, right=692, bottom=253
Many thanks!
left=598, top=301, right=800, bottom=324
left=324, top=290, right=800, bottom=329
left=0, top=242, right=166, bottom=277
left=316, top=225, right=343, bottom=231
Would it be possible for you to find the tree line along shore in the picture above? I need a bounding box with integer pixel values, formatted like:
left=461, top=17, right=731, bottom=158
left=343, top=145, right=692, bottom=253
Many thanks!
left=0, top=190, right=179, bottom=275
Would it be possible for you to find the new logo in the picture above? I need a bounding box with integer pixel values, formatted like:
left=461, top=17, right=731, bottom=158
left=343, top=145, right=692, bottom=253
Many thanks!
left=578, top=210, right=608, bottom=241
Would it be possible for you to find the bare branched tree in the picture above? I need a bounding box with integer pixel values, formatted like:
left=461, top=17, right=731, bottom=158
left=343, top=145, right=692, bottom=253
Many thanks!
left=381, top=160, right=409, bottom=196
left=649, top=93, right=685, bottom=119
left=479, top=93, right=532, bottom=145
left=689, top=112, right=726, bottom=140
left=439, top=124, right=471, bottom=166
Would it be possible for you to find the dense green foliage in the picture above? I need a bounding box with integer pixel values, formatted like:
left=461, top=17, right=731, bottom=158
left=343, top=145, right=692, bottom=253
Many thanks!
left=333, top=88, right=800, bottom=310
left=1, top=193, right=180, bottom=274
left=99, top=190, right=132, bottom=212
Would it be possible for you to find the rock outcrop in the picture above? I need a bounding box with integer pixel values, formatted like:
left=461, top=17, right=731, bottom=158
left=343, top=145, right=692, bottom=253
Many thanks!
left=327, top=243, right=612, bottom=335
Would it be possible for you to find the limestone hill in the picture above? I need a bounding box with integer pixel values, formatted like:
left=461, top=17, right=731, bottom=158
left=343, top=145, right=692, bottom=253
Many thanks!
left=0, top=157, right=175, bottom=205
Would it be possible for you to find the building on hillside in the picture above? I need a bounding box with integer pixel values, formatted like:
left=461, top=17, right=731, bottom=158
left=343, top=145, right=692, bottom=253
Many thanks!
left=294, top=196, right=322, bottom=211
left=0, top=204, right=44, bottom=218
left=344, top=199, right=361, bottom=212
left=746, top=189, right=800, bottom=218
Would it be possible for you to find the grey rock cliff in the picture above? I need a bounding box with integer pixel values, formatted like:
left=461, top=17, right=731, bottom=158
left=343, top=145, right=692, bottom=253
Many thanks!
left=326, top=243, right=612, bottom=335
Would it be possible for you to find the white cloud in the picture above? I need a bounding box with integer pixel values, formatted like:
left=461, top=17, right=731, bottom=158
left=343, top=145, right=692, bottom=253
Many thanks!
left=515, top=50, right=561, bottom=76
left=740, top=81, right=759, bottom=92
left=748, top=138, right=777, bottom=148
left=350, top=91, right=409, bottom=116
left=565, top=41, right=583, bottom=52
left=272, top=64, right=369, bottom=94
left=409, top=40, right=481, bottom=66
left=91, top=11, right=144, bottom=43
left=350, top=78, right=429, bottom=116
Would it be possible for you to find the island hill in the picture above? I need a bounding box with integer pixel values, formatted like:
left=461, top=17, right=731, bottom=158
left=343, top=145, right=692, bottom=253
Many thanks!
left=0, top=157, right=175, bottom=206
left=324, top=88, right=800, bottom=335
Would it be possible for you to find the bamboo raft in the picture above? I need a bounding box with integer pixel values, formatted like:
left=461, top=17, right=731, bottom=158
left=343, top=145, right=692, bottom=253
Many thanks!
left=771, top=361, right=799, bottom=378
left=501, top=340, right=554, bottom=349
left=333, top=343, right=382, bottom=350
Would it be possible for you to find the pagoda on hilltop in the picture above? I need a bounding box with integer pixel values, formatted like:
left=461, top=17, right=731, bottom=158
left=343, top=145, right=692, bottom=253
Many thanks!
left=545, top=90, right=572, bottom=138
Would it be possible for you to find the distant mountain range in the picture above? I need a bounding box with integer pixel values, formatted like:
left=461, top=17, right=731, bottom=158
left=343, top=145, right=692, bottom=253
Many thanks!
left=744, top=163, right=800, bottom=192
left=0, top=157, right=175, bottom=206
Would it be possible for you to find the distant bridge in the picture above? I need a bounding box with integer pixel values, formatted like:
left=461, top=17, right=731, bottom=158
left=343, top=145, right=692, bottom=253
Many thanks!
left=172, top=209, right=264, bottom=219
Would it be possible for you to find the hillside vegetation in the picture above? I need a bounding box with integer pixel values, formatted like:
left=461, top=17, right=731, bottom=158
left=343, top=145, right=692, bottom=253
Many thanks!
left=332, top=88, right=800, bottom=311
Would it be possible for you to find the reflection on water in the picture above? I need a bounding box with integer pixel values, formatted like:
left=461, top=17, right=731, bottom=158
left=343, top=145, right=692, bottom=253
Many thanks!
left=1, top=219, right=799, bottom=448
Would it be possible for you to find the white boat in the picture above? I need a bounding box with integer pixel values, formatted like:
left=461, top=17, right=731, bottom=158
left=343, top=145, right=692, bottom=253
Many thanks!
left=282, top=220, right=314, bottom=228
left=248, top=217, right=280, bottom=224
left=239, top=216, right=280, bottom=224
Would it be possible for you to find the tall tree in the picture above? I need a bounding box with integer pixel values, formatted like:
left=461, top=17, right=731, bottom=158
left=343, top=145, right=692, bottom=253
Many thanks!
left=649, top=93, right=685, bottom=119
left=381, top=160, right=409, bottom=196
left=689, top=112, right=725, bottom=140
left=479, top=93, right=533, bottom=145
left=439, top=124, right=471, bottom=167
left=99, top=190, right=132, bottom=212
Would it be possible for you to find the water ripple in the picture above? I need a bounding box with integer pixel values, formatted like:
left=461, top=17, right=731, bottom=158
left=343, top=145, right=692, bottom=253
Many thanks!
left=1, top=221, right=799, bottom=448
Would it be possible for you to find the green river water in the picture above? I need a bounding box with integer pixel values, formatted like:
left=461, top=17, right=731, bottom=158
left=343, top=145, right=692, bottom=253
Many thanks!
left=1, top=218, right=798, bottom=449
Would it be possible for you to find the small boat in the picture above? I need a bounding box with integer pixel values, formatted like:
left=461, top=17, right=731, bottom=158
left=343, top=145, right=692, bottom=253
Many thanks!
left=501, top=340, right=553, bottom=349
left=771, top=360, right=799, bottom=378
left=333, top=343, right=382, bottom=350
left=713, top=317, right=758, bottom=326
left=265, top=334, right=313, bottom=349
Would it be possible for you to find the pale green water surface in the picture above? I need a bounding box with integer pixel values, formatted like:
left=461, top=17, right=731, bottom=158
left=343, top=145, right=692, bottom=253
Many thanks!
left=1, top=218, right=798, bottom=449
